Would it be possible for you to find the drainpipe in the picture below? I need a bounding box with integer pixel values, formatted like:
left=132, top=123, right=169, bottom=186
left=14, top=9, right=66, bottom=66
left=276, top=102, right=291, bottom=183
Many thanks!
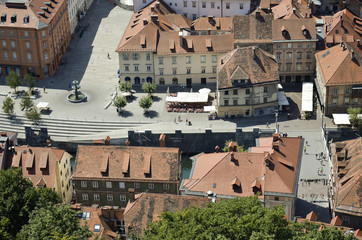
left=221, top=0, right=223, bottom=17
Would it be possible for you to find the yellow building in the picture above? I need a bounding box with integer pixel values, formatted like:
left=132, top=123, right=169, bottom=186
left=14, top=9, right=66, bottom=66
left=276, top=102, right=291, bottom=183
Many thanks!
left=217, top=47, right=279, bottom=118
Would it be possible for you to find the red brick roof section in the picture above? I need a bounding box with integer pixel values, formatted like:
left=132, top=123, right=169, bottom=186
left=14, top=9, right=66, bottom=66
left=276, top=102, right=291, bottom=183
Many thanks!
left=72, top=146, right=180, bottom=182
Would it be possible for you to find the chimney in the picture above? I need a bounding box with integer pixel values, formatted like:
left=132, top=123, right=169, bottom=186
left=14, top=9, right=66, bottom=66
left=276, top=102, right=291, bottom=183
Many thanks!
left=272, top=142, right=279, bottom=151
left=151, top=14, right=158, bottom=22
left=340, top=15, right=343, bottom=28
left=292, top=7, right=296, bottom=13
left=344, top=149, right=348, bottom=160
left=255, top=9, right=261, bottom=18
left=155, top=1, right=160, bottom=8
left=125, top=140, right=130, bottom=146
left=252, top=46, right=256, bottom=57
left=340, top=40, right=343, bottom=47
left=159, top=133, right=166, bottom=147
left=215, top=145, right=220, bottom=153
left=150, top=6, right=154, bottom=11
left=230, top=152, right=235, bottom=161
left=305, top=11, right=308, bottom=18
left=208, top=28, right=211, bottom=35
left=105, top=136, right=110, bottom=145
left=357, top=39, right=360, bottom=46
left=272, top=133, right=279, bottom=142
left=179, top=31, right=183, bottom=47
left=221, top=59, right=224, bottom=64
left=129, top=188, right=135, bottom=202
left=143, top=18, right=147, bottom=25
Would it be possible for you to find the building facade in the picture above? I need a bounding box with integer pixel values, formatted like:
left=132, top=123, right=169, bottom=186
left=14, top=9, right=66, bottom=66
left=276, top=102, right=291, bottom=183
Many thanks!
left=68, top=0, right=94, bottom=34
left=72, top=145, right=181, bottom=208
left=0, top=0, right=71, bottom=79
left=273, top=19, right=317, bottom=83
left=10, top=146, right=73, bottom=203
left=134, top=0, right=251, bottom=19
left=217, top=47, right=279, bottom=118
left=329, top=138, right=362, bottom=229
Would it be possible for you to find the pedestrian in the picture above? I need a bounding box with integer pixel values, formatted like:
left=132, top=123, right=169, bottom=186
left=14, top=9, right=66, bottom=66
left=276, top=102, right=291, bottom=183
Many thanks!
left=43, top=86, right=46, bottom=93
left=186, top=119, right=188, bottom=125
left=306, top=141, right=308, bottom=146
left=285, top=132, right=288, bottom=137
left=107, top=53, right=110, bottom=59
left=266, top=122, right=270, bottom=128
left=320, top=167, right=324, bottom=174
left=316, top=153, right=318, bottom=159
left=178, top=115, right=181, bottom=122
left=174, top=117, right=176, bottom=123
left=304, top=146, right=307, bottom=153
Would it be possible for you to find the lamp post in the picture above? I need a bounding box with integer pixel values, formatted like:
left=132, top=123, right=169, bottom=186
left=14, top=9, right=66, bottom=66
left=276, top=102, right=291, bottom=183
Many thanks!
left=275, top=108, right=279, bottom=134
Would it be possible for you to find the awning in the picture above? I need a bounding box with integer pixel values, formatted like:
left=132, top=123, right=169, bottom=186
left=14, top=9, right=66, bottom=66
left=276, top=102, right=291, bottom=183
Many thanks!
left=301, top=83, right=313, bottom=112
left=278, top=84, right=283, bottom=90
left=332, top=114, right=350, bottom=125
left=199, top=88, right=211, bottom=93
left=36, top=102, right=49, bottom=109
left=166, top=92, right=208, bottom=103
left=203, top=105, right=216, bottom=112
left=278, top=91, right=289, bottom=106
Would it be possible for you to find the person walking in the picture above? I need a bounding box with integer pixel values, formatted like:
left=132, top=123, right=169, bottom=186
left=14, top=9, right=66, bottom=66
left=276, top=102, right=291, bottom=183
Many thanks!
left=107, top=53, right=110, bottom=59
left=304, top=146, right=307, bottom=153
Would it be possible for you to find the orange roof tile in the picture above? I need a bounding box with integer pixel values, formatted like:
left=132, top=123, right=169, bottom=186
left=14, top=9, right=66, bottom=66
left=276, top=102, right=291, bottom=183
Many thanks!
left=273, top=18, right=316, bottom=41
left=191, top=17, right=232, bottom=31
left=272, top=0, right=311, bottom=19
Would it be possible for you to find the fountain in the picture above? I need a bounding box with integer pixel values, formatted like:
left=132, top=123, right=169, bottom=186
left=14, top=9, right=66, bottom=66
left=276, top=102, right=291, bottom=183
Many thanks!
left=67, top=80, right=87, bottom=103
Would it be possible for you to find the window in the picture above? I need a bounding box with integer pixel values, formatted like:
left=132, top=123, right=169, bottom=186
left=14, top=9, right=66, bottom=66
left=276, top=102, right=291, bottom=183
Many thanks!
left=192, top=14, right=197, bottom=20
left=82, top=193, right=88, bottom=200
left=286, top=52, right=292, bottom=60
left=274, top=196, right=279, bottom=201
left=200, top=55, right=206, bottom=63
left=11, top=41, right=15, bottom=48
left=92, top=181, right=98, bottom=188
left=44, top=53, right=48, bottom=60
left=134, top=182, right=140, bottom=189
left=333, top=88, right=338, bottom=95
left=81, top=181, right=87, bottom=187
left=224, top=99, right=229, bottom=106
left=233, top=99, right=238, bottom=105
left=119, top=182, right=125, bottom=189
left=306, top=52, right=311, bottom=59
left=134, top=65, right=139, bottom=72
left=246, top=89, right=250, bottom=94
left=10, top=30, right=13, bottom=36
left=332, top=99, right=337, bottom=105
left=246, top=99, right=250, bottom=105
left=211, top=2, right=215, bottom=8
left=4, top=51, right=8, bottom=59
left=172, top=78, right=178, bottom=84
left=187, top=67, right=191, bottom=74
left=107, top=194, right=113, bottom=201
left=335, top=29, right=339, bottom=34
left=192, top=1, right=196, bottom=7
left=225, top=3, right=230, bottom=9
left=173, top=68, right=177, bottom=75
left=43, top=41, right=47, bottom=49
left=123, top=53, right=129, bottom=60
left=183, top=1, right=187, bottom=7
left=143, top=0, right=146, bottom=3
left=172, top=56, right=177, bottom=64
left=264, top=97, right=268, bottom=103
left=353, top=98, right=358, bottom=104
left=146, top=65, right=151, bottom=72
left=287, top=43, right=292, bottom=48
left=224, top=91, right=229, bottom=95
left=297, top=52, right=302, bottom=60
left=345, top=88, right=350, bottom=94
left=2, top=40, right=6, bottom=47
left=286, top=63, right=292, bottom=71
left=169, top=3, right=172, bottom=6
left=42, top=31, right=46, bottom=37
left=24, top=31, right=28, bottom=37
left=124, top=65, right=129, bottom=72
left=342, top=216, right=350, bottom=225
left=239, top=3, right=244, bottom=9
left=106, top=182, right=112, bottom=188
left=186, top=56, right=191, bottom=64
left=306, top=63, right=311, bottom=71
left=12, top=51, right=17, bottom=59
left=276, top=44, right=281, bottom=49
left=146, top=53, right=150, bottom=60
left=94, top=194, right=100, bottom=200
left=202, top=2, right=206, bottom=8
left=212, top=55, right=217, bottom=63
left=159, top=68, right=164, bottom=75
left=264, top=86, right=268, bottom=93
left=344, top=98, right=350, bottom=105
left=158, top=57, right=163, bottom=65
left=133, top=53, right=139, bottom=60
left=233, top=89, right=238, bottom=95
left=94, top=224, right=100, bottom=232
left=183, top=13, right=188, bottom=17
left=1, top=30, right=4, bottom=36
left=296, top=63, right=302, bottom=71
left=163, top=183, right=169, bottom=190
left=148, top=183, right=154, bottom=189
left=212, top=66, right=217, bottom=73
left=120, top=194, right=126, bottom=201
left=276, top=52, right=281, bottom=60
left=201, top=67, right=206, bottom=74
left=298, top=43, right=303, bottom=48
left=307, top=43, right=312, bottom=48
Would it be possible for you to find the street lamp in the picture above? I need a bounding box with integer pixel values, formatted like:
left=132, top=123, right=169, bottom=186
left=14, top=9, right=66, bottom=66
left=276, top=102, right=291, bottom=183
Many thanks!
left=275, top=108, right=279, bottom=134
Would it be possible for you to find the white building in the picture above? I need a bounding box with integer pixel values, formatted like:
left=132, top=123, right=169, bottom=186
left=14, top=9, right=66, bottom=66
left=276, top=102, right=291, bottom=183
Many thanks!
left=134, top=0, right=250, bottom=20
left=68, top=0, right=94, bottom=33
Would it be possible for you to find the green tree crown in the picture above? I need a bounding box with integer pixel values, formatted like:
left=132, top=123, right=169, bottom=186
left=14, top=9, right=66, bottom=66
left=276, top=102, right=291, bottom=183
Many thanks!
left=113, top=96, right=127, bottom=110
left=24, top=74, right=35, bottom=91
left=2, top=97, right=15, bottom=116
left=119, top=82, right=132, bottom=92
left=139, top=96, right=153, bottom=110
left=142, top=82, right=156, bottom=95
left=6, top=71, right=22, bottom=92
left=20, top=92, right=34, bottom=111
left=25, top=108, right=41, bottom=122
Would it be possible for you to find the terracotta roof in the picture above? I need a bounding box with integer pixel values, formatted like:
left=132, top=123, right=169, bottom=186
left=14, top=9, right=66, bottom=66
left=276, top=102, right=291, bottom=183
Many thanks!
left=72, top=146, right=180, bottom=182
left=10, top=146, right=65, bottom=189
left=164, top=14, right=192, bottom=29
left=330, top=138, right=362, bottom=217
left=217, top=47, right=279, bottom=89
left=233, top=13, right=274, bottom=44
left=157, top=32, right=233, bottom=55
left=273, top=18, right=316, bottom=41
left=315, top=44, right=362, bottom=86
left=124, top=193, right=210, bottom=236
left=191, top=17, right=232, bottom=31
left=272, top=0, right=311, bottom=19
left=306, top=211, right=318, bottom=221
left=183, top=136, right=301, bottom=198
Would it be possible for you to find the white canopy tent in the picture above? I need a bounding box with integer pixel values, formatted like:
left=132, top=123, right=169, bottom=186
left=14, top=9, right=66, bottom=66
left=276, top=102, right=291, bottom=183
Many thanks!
left=278, top=91, right=289, bottom=106
left=36, top=102, right=49, bottom=111
left=203, top=106, right=216, bottom=112
left=301, top=83, right=313, bottom=112
left=332, top=114, right=351, bottom=125
left=166, top=92, right=209, bottom=103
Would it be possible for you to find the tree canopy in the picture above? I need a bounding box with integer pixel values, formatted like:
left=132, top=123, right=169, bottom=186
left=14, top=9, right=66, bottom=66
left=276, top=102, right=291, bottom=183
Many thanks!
left=347, top=107, right=362, bottom=133
left=142, top=82, right=156, bottom=96
left=113, top=96, right=127, bottom=111
left=23, top=74, right=35, bottom=91
left=2, top=97, right=15, bottom=116
left=20, top=92, right=34, bottom=111
left=143, top=196, right=355, bottom=240
left=222, top=140, right=247, bottom=152
left=139, top=96, right=153, bottom=112
left=6, top=71, right=22, bottom=92
left=119, top=82, right=133, bottom=93
left=25, top=108, right=41, bottom=123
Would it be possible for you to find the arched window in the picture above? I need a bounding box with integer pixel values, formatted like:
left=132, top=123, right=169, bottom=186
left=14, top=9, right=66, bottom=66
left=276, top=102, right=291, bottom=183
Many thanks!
left=134, top=77, right=140, bottom=84
left=172, top=78, right=178, bottom=85
left=146, top=77, right=152, bottom=83
left=125, top=77, right=131, bottom=81
left=159, top=78, right=165, bottom=85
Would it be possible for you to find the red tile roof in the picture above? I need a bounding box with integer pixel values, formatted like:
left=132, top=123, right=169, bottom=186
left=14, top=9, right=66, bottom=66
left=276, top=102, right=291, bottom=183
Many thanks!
left=272, top=18, right=316, bottom=41
left=272, top=0, right=311, bottom=19
left=72, top=146, right=180, bottom=182
left=191, top=17, right=232, bottom=31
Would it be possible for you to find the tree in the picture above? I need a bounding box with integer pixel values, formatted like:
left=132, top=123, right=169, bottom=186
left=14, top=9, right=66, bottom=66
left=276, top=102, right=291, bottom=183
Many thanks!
left=119, top=81, right=132, bottom=92
left=20, top=92, right=34, bottom=111
left=139, top=96, right=153, bottom=113
left=113, top=96, right=127, bottom=112
left=222, top=140, right=247, bottom=152
left=25, top=108, right=41, bottom=123
left=18, top=204, right=91, bottom=240
left=0, top=168, right=60, bottom=239
left=6, top=71, right=22, bottom=92
left=142, top=82, right=156, bottom=96
left=2, top=97, right=15, bottom=117
left=23, top=74, right=35, bottom=93
left=347, top=107, right=362, bottom=133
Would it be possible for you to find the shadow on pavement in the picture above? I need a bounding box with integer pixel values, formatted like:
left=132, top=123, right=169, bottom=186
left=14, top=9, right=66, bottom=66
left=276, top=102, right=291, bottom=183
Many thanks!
left=119, top=110, right=133, bottom=118
left=144, top=110, right=159, bottom=118
left=295, top=198, right=331, bottom=223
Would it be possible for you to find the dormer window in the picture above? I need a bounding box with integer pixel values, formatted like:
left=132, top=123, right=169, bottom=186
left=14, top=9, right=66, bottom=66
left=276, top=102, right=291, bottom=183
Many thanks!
left=23, top=15, right=29, bottom=24
left=11, top=14, right=16, bottom=23
left=1, top=13, right=6, bottom=23
left=281, top=26, right=289, bottom=38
